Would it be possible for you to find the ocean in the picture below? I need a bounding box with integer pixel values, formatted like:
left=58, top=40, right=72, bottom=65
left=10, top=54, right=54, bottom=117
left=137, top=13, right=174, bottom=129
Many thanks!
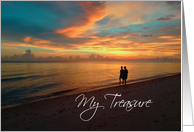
left=1, top=61, right=181, bottom=107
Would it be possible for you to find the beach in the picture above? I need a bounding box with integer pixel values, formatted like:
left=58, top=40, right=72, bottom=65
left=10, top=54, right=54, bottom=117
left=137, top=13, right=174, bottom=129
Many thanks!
left=1, top=73, right=181, bottom=131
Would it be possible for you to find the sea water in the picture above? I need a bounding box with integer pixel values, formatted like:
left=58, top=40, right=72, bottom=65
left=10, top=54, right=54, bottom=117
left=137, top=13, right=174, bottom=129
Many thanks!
left=1, top=61, right=181, bottom=107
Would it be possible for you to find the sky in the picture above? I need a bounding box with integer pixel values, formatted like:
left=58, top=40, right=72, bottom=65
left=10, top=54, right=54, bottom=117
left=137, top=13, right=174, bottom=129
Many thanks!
left=1, top=1, right=181, bottom=61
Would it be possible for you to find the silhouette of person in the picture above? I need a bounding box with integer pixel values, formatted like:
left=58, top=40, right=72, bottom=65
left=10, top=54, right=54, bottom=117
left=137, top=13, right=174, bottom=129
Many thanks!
left=123, top=66, right=128, bottom=85
left=119, top=66, right=124, bottom=84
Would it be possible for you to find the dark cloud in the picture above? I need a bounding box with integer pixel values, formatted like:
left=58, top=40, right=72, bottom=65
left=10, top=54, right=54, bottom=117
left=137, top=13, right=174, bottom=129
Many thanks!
left=165, top=1, right=181, bottom=12
left=156, top=14, right=176, bottom=22
left=156, top=17, right=171, bottom=21
left=88, top=53, right=114, bottom=61
left=2, top=49, right=35, bottom=61
left=141, top=35, right=153, bottom=38
left=1, top=49, right=181, bottom=62
left=1, top=50, right=117, bottom=61
left=142, top=27, right=151, bottom=30
left=165, top=1, right=181, bottom=6
left=119, top=32, right=153, bottom=39
left=93, top=47, right=103, bottom=51
left=21, top=49, right=35, bottom=61
left=146, top=57, right=180, bottom=62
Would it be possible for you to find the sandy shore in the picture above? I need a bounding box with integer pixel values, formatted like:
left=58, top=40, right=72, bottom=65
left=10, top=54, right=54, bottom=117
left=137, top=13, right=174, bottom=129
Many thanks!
left=1, top=74, right=181, bottom=131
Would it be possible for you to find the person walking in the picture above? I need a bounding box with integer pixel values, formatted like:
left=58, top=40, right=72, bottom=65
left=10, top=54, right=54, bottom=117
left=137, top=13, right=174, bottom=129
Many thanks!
left=119, top=66, right=124, bottom=84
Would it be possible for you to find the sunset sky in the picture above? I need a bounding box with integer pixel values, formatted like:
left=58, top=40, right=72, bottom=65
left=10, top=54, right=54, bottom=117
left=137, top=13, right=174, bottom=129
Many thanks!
left=1, top=1, right=181, bottom=60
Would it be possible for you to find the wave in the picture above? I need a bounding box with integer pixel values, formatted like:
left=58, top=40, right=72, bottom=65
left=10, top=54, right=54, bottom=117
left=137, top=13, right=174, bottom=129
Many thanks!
left=1, top=73, right=30, bottom=78
left=1, top=89, right=77, bottom=107
left=1, top=74, right=56, bottom=82
left=1, top=75, right=40, bottom=82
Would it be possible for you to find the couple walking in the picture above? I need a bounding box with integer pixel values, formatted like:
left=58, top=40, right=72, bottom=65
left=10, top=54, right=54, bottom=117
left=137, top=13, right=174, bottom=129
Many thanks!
left=119, top=66, right=128, bottom=85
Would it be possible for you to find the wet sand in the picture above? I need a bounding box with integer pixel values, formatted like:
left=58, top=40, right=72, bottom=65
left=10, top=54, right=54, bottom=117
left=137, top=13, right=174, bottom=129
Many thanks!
left=1, top=74, right=181, bottom=131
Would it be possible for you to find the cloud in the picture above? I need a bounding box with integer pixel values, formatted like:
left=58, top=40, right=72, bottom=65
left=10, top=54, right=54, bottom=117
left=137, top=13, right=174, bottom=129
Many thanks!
left=119, top=32, right=153, bottom=39
left=141, top=35, right=153, bottom=38
left=175, top=27, right=181, bottom=29
left=156, top=14, right=176, bottom=22
left=156, top=17, right=171, bottom=22
left=105, top=1, right=167, bottom=27
left=158, top=36, right=177, bottom=39
left=23, top=36, right=53, bottom=45
left=164, top=2, right=181, bottom=20
left=87, top=53, right=115, bottom=60
left=2, top=49, right=35, bottom=61
left=55, top=1, right=106, bottom=38
left=1, top=49, right=117, bottom=61
left=158, top=35, right=181, bottom=42
left=23, top=36, right=74, bottom=49
left=21, top=49, right=35, bottom=61
left=161, top=28, right=171, bottom=32
left=1, top=1, right=181, bottom=60
left=165, top=1, right=181, bottom=6
left=142, top=27, right=151, bottom=30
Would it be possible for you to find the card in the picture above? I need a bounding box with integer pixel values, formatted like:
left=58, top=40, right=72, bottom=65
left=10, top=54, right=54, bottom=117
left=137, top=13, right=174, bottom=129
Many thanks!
left=0, top=0, right=190, bottom=131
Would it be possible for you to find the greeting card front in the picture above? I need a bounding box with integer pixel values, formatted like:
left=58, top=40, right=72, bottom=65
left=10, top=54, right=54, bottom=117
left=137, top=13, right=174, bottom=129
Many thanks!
left=1, top=1, right=182, bottom=131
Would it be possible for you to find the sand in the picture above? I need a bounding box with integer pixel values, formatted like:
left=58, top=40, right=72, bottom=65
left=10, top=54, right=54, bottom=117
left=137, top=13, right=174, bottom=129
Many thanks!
left=1, top=74, right=181, bottom=131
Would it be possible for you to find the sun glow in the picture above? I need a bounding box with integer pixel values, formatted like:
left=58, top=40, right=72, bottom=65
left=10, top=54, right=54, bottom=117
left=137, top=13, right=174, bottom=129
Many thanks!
left=1, top=1, right=181, bottom=61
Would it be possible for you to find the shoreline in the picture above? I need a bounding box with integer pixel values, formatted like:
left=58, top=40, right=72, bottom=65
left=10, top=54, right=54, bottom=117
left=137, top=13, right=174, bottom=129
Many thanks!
left=1, top=73, right=181, bottom=131
left=1, top=72, right=181, bottom=108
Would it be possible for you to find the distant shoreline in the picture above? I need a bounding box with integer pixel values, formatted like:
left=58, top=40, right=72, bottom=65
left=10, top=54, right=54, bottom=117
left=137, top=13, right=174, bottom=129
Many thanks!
left=1, top=60, right=181, bottom=63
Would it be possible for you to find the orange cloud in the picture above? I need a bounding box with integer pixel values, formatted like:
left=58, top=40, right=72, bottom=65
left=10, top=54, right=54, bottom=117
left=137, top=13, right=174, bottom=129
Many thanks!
left=161, top=28, right=171, bottom=32
left=22, top=36, right=73, bottom=50
left=55, top=1, right=106, bottom=38
left=2, top=33, right=181, bottom=60
left=158, top=36, right=177, bottom=39
left=105, top=1, right=168, bottom=27
left=35, top=52, right=67, bottom=58
left=175, top=27, right=181, bottom=29
left=2, top=37, right=62, bottom=50
left=158, top=36, right=181, bottom=43
left=23, top=36, right=53, bottom=45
